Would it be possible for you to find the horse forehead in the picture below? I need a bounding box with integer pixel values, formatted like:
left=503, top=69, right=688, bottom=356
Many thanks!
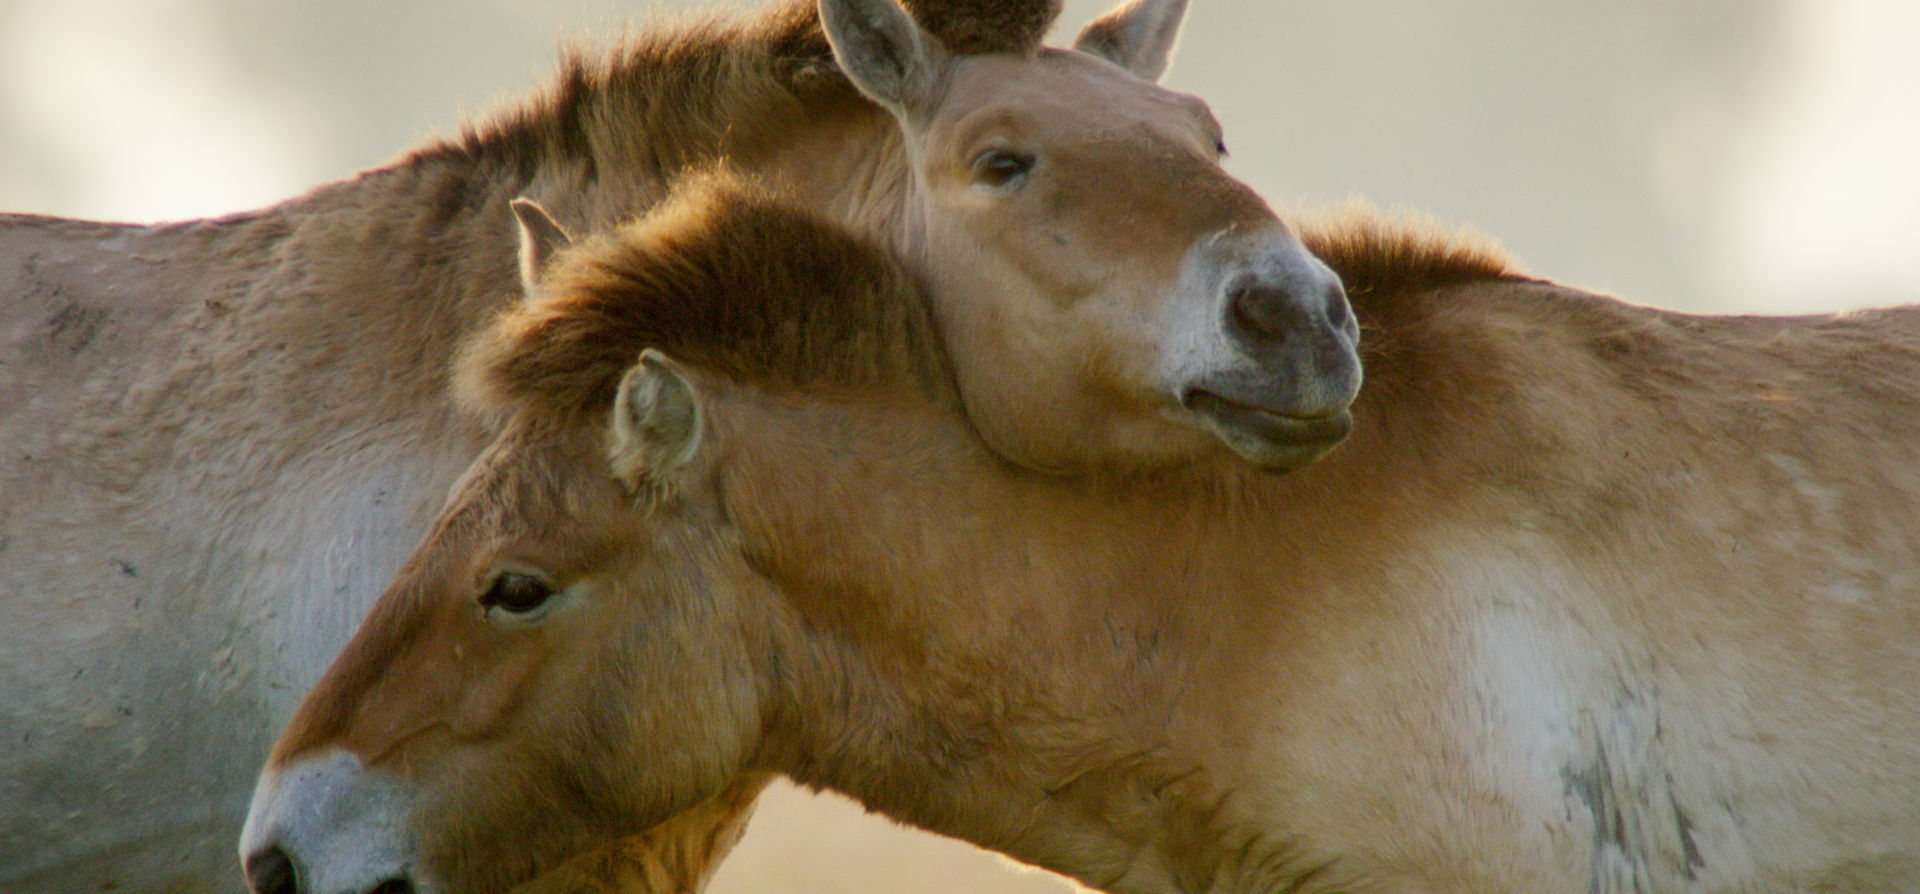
left=940, top=50, right=1208, bottom=139
left=935, top=56, right=1271, bottom=242
left=446, top=432, right=616, bottom=538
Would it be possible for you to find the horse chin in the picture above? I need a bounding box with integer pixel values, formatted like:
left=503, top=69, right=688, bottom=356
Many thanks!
left=1183, top=389, right=1352, bottom=473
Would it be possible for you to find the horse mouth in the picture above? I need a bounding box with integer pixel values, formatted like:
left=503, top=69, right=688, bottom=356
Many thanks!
left=1182, top=389, right=1352, bottom=471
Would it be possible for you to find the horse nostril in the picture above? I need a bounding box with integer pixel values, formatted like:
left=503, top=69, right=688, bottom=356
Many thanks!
left=370, top=879, right=416, bottom=894
left=1323, top=280, right=1353, bottom=333
left=245, top=846, right=298, bottom=894
left=1225, top=277, right=1308, bottom=347
left=1224, top=269, right=1357, bottom=351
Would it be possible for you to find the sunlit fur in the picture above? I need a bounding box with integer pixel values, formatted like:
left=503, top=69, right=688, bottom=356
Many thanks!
left=1297, top=204, right=1515, bottom=299
left=265, top=165, right=1920, bottom=893
left=428, top=0, right=1054, bottom=183
left=439, top=0, right=1057, bottom=188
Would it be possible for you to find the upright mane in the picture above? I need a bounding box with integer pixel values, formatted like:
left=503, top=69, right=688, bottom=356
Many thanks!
left=416, top=0, right=1062, bottom=180
left=1298, top=209, right=1524, bottom=301
left=457, top=170, right=943, bottom=424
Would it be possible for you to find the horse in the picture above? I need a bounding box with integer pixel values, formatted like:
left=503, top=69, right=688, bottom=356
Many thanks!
left=243, top=157, right=1920, bottom=890
left=0, top=0, right=1357, bottom=889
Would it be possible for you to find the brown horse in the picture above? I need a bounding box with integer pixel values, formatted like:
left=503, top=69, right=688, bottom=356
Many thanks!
left=1, top=0, right=1350, bottom=890
left=247, top=168, right=1920, bottom=892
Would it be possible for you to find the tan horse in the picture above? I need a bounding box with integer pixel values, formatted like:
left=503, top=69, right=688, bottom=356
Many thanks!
left=246, top=171, right=1920, bottom=891
left=0, top=0, right=1354, bottom=890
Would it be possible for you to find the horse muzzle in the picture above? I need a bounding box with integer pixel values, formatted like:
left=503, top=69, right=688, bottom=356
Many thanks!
left=1182, top=384, right=1354, bottom=472
left=241, top=751, right=426, bottom=894
left=1178, top=230, right=1361, bottom=470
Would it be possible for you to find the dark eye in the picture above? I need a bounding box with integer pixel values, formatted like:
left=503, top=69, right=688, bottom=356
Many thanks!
left=971, top=149, right=1034, bottom=190
left=1214, top=138, right=1229, bottom=159
left=480, top=572, right=556, bottom=615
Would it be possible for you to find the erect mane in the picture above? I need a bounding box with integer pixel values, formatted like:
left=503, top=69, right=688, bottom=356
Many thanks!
left=457, top=170, right=942, bottom=424
left=415, top=0, right=1062, bottom=178
left=1298, top=208, right=1524, bottom=301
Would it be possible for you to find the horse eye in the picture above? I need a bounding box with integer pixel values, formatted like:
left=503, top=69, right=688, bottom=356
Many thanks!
left=480, top=572, right=555, bottom=615
left=1215, top=139, right=1230, bottom=159
left=971, top=149, right=1034, bottom=190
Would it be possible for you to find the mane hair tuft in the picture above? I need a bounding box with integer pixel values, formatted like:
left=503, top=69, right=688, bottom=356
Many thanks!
left=457, top=169, right=941, bottom=425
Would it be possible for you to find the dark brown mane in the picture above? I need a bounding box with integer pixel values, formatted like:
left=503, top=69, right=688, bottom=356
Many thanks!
left=908, top=0, right=1063, bottom=53
left=417, top=0, right=1061, bottom=178
left=1299, top=209, right=1524, bottom=301
left=458, top=170, right=942, bottom=423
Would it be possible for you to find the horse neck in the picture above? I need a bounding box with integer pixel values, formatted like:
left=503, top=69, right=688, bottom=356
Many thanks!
left=0, top=157, right=543, bottom=512
left=711, top=386, right=1416, bottom=889
left=591, top=98, right=916, bottom=253
left=711, top=278, right=1562, bottom=733
left=756, top=105, right=921, bottom=251
left=209, top=97, right=908, bottom=470
left=708, top=278, right=1666, bottom=891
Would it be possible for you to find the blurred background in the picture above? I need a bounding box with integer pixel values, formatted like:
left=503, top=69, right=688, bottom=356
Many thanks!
left=2, top=0, right=1915, bottom=890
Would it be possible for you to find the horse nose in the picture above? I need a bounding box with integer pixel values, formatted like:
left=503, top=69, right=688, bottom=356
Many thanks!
left=1223, top=268, right=1353, bottom=352
left=245, top=845, right=298, bottom=894
left=242, top=750, right=421, bottom=894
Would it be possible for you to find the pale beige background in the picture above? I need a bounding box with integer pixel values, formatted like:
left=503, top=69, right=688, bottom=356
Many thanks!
left=3, top=1, right=1916, bottom=891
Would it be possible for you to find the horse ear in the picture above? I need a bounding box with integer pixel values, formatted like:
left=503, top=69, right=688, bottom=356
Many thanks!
left=1072, top=0, right=1188, bottom=82
left=820, top=0, right=944, bottom=120
left=610, top=349, right=705, bottom=489
left=511, top=198, right=573, bottom=296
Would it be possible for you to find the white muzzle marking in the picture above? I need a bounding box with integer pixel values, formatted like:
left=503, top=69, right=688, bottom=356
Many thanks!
left=241, top=749, right=424, bottom=894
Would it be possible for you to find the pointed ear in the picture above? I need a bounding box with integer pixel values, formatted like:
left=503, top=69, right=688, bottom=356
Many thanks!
left=511, top=198, right=573, bottom=296
left=1072, top=0, right=1189, bottom=82
left=610, top=350, right=704, bottom=489
left=820, top=0, right=944, bottom=120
